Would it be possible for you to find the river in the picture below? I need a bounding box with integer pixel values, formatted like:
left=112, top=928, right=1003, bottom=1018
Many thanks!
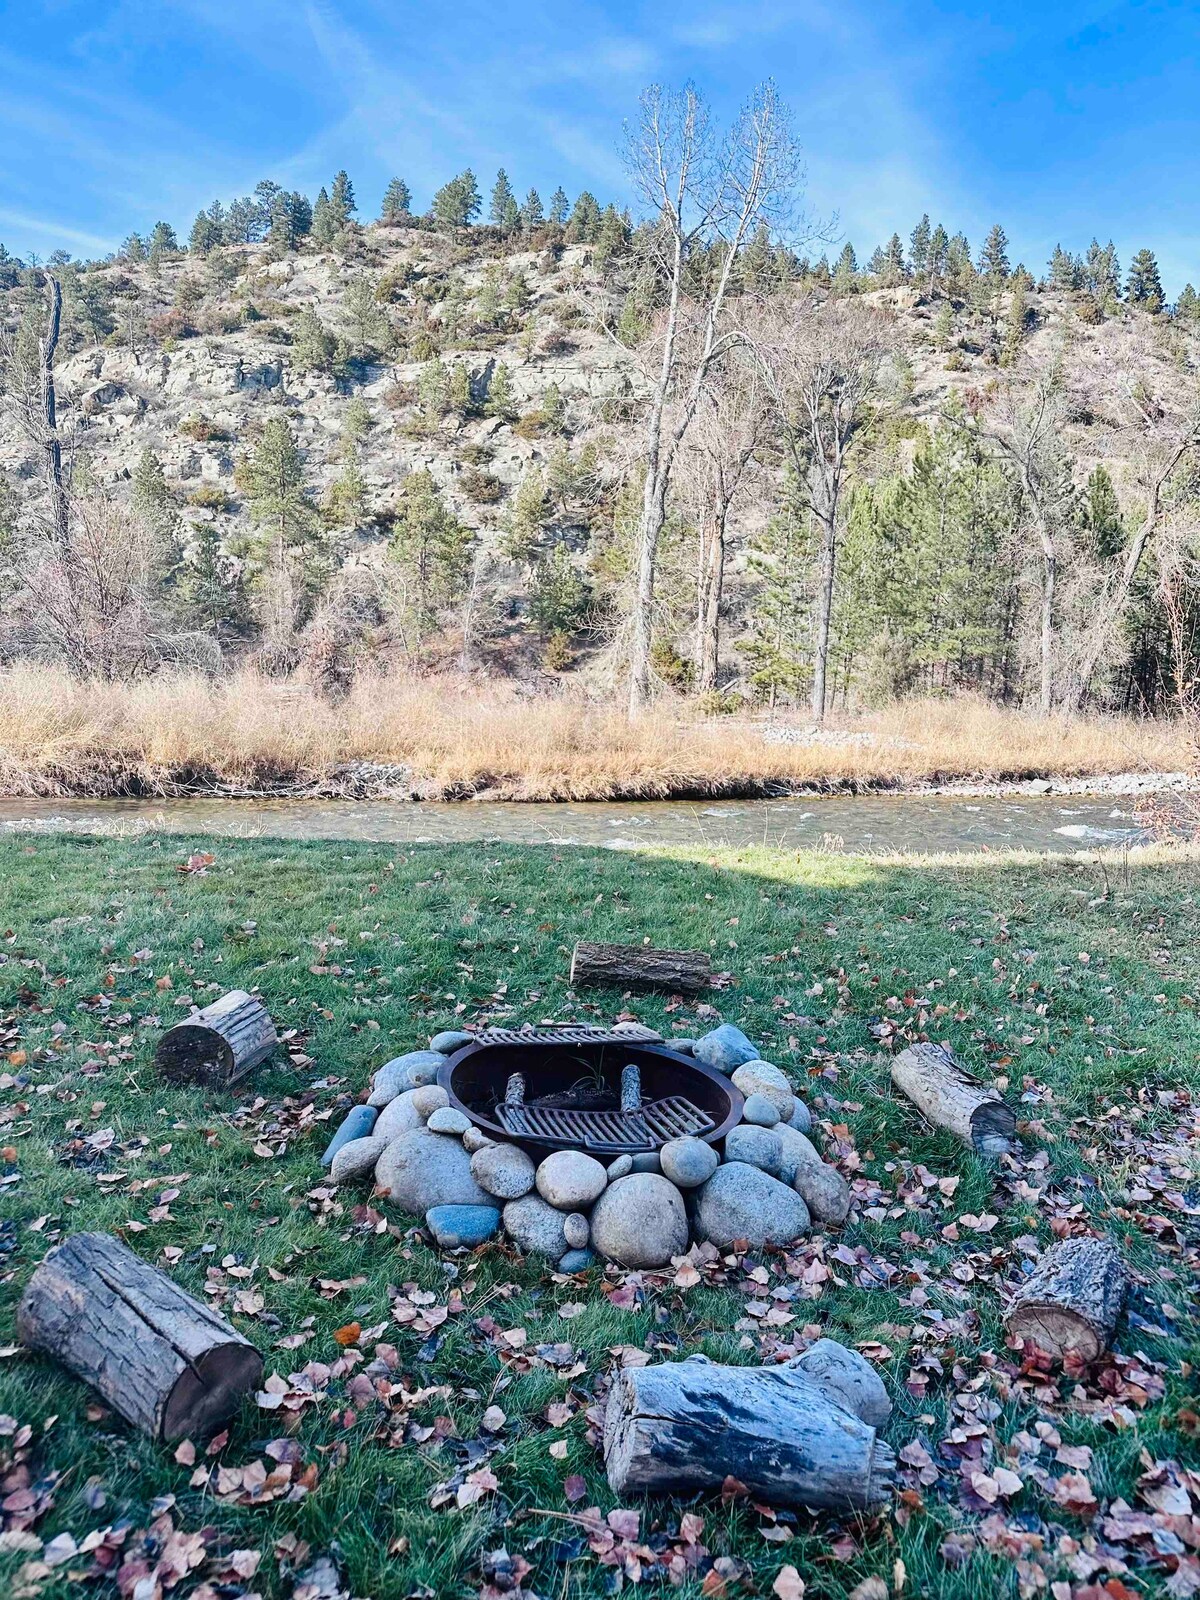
left=0, top=793, right=1149, bottom=854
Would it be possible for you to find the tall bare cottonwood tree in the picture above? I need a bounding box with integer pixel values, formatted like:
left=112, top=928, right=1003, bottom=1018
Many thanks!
left=623, top=80, right=801, bottom=715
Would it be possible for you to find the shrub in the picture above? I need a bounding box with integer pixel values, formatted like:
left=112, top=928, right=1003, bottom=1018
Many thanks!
left=458, top=442, right=495, bottom=466
left=410, top=328, right=440, bottom=361
left=461, top=469, right=504, bottom=504
left=542, top=629, right=573, bottom=671
left=187, top=483, right=234, bottom=513
left=539, top=330, right=577, bottom=357
left=651, top=639, right=695, bottom=691
left=179, top=415, right=233, bottom=443
left=148, top=310, right=196, bottom=341
left=512, top=411, right=550, bottom=439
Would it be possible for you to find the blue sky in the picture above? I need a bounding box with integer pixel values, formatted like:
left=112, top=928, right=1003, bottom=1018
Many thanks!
left=1, top=0, right=1197, bottom=290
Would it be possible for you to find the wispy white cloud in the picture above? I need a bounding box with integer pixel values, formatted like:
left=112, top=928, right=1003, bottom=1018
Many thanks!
left=0, top=208, right=114, bottom=254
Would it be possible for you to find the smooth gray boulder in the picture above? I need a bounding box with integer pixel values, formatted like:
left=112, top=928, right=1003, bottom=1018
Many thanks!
left=589, top=1174, right=689, bottom=1268
left=659, top=1136, right=719, bottom=1189
left=430, top=1030, right=474, bottom=1054
left=792, top=1160, right=851, bottom=1226
left=426, top=1106, right=472, bottom=1135
left=606, top=1154, right=634, bottom=1181
left=558, top=1248, right=596, bottom=1272
left=330, top=1134, right=387, bottom=1184
left=374, top=1088, right=427, bottom=1143
left=502, top=1194, right=570, bottom=1257
left=536, top=1150, right=607, bottom=1210
left=630, top=1151, right=662, bottom=1174
left=693, top=1024, right=758, bottom=1074
left=724, top=1124, right=783, bottom=1176
left=693, top=1162, right=811, bottom=1250
left=731, top=1061, right=795, bottom=1120
left=409, top=1084, right=449, bottom=1120
left=375, top=1129, right=489, bottom=1214
left=563, top=1212, right=590, bottom=1249
left=425, top=1204, right=500, bottom=1249
left=741, top=1092, right=780, bottom=1127
left=786, top=1098, right=813, bottom=1135
left=471, top=1141, right=536, bottom=1200
left=463, top=1126, right=494, bottom=1154
left=368, top=1050, right=444, bottom=1105
left=321, top=1104, right=377, bottom=1168
left=775, top=1124, right=824, bottom=1186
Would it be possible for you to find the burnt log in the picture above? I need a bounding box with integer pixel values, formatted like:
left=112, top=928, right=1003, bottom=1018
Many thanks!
left=603, top=1339, right=895, bottom=1511
left=18, top=1232, right=263, bottom=1441
left=1005, top=1235, right=1128, bottom=1362
left=890, top=1041, right=1017, bottom=1156
left=156, top=989, right=277, bottom=1089
left=569, top=942, right=712, bottom=995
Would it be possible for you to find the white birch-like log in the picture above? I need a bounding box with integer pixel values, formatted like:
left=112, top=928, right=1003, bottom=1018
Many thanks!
left=1005, top=1235, right=1129, bottom=1362
left=603, top=1342, right=895, bottom=1510
left=890, top=1042, right=1017, bottom=1155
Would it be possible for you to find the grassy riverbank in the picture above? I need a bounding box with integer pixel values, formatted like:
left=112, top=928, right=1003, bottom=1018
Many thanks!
left=0, top=666, right=1190, bottom=799
left=2, top=833, right=1198, bottom=1600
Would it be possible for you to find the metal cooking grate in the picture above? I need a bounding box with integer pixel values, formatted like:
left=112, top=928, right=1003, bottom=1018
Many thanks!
left=496, top=1094, right=713, bottom=1153
left=478, top=1025, right=661, bottom=1046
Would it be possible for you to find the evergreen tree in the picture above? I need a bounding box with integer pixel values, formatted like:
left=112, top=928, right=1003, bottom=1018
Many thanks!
left=1083, top=239, right=1121, bottom=306
left=593, top=205, right=630, bottom=271
left=238, top=417, right=323, bottom=627
left=738, top=481, right=811, bottom=705
left=267, top=191, right=311, bottom=254
left=1048, top=244, right=1080, bottom=291
left=520, top=188, right=544, bottom=228
left=909, top=214, right=931, bottom=277
left=147, top=221, right=179, bottom=267
left=529, top=544, right=589, bottom=633
left=122, top=233, right=146, bottom=263
left=884, top=233, right=907, bottom=282
left=224, top=196, right=259, bottom=244
left=503, top=270, right=532, bottom=315
left=548, top=187, right=569, bottom=226
left=189, top=204, right=223, bottom=255
left=1001, top=273, right=1030, bottom=366
left=1176, top=283, right=1200, bottom=322
left=323, top=447, right=369, bottom=528
left=388, top=470, right=474, bottom=639
left=489, top=169, right=520, bottom=229
left=329, top=170, right=356, bottom=228
left=448, top=361, right=473, bottom=415
left=432, top=170, right=481, bottom=228
left=484, top=361, right=515, bottom=420
left=927, top=224, right=949, bottom=290
left=1083, top=464, right=1126, bottom=562
left=566, top=191, right=601, bottom=243
left=341, top=274, right=391, bottom=357
left=865, top=245, right=887, bottom=278
left=1126, top=248, right=1164, bottom=312
left=504, top=467, right=551, bottom=565
left=417, top=358, right=452, bottom=419
left=176, top=522, right=245, bottom=635
left=833, top=242, right=858, bottom=288
left=979, top=223, right=1010, bottom=280
left=946, top=232, right=974, bottom=286
left=311, top=188, right=336, bottom=244
left=290, top=309, right=339, bottom=373
left=132, top=450, right=180, bottom=568
left=380, top=177, right=412, bottom=223
left=740, top=222, right=774, bottom=289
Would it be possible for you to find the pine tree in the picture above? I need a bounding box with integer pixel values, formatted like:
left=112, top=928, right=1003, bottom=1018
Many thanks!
left=834, top=242, right=858, bottom=288
left=548, top=187, right=569, bottom=226
left=1083, top=464, right=1126, bottom=561
left=432, top=171, right=481, bottom=228
left=1176, top=283, right=1200, bottom=322
left=1048, top=245, right=1080, bottom=291
left=484, top=361, right=514, bottom=420
left=489, top=169, right=519, bottom=229
left=503, top=271, right=532, bottom=315
left=290, top=309, right=339, bottom=373
left=741, top=222, right=774, bottom=289
left=979, top=223, right=1010, bottom=280
left=927, top=224, right=949, bottom=290
left=312, top=188, right=336, bottom=244
left=909, top=214, right=931, bottom=277
left=189, top=205, right=222, bottom=255
left=341, top=274, right=391, bottom=357
left=147, top=221, right=179, bottom=268
left=738, top=480, right=812, bottom=705
left=323, top=446, right=369, bottom=529
left=1000, top=274, right=1030, bottom=366
left=504, top=467, right=551, bottom=565
left=884, top=233, right=906, bottom=282
left=176, top=522, right=245, bottom=635
left=866, top=245, right=886, bottom=278
left=946, top=233, right=974, bottom=287
left=381, top=177, right=412, bottom=224
left=122, top=233, right=146, bottom=263
left=529, top=544, right=589, bottom=633
left=238, top=417, right=323, bottom=629
left=1083, top=239, right=1121, bottom=307
left=329, top=170, right=356, bottom=228
left=448, top=361, right=473, bottom=415
left=593, top=205, right=630, bottom=271
left=520, top=188, right=544, bottom=229
left=388, top=469, right=474, bottom=639
left=417, top=358, right=451, bottom=419
left=1126, top=248, right=1164, bottom=312
left=566, top=191, right=601, bottom=243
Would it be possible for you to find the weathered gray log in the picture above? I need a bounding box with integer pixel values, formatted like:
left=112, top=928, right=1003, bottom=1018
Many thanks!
left=18, top=1232, right=263, bottom=1441
left=1005, top=1235, right=1128, bottom=1362
left=620, top=1063, right=642, bottom=1113
left=570, top=941, right=712, bottom=995
left=890, top=1041, right=1017, bottom=1156
left=156, top=989, right=277, bottom=1089
left=603, top=1339, right=896, bottom=1510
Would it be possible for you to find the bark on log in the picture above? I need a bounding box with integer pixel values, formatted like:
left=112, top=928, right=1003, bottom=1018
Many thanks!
left=1005, top=1235, right=1128, bottom=1362
left=18, top=1232, right=263, bottom=1441
left=156, top=989, right=278, bottom=1089
left=603, top=1340, right=896, bottom=1510
left=570, top=942, right=712, bottom=995
left=890, top=1042, right=1017, bottom=1156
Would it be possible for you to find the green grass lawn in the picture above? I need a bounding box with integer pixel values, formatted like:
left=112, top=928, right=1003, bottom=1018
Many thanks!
left=1, top=833, right=1197, bottom=1600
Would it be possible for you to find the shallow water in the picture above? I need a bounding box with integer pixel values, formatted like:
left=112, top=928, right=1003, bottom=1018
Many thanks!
left=0, top=793, right=1149, bottom=854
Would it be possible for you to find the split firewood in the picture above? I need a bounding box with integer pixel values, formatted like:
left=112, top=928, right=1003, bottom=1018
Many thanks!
left=603, top=1338, right=895, bottom=1510
left=156, top=989, right=278, bottom=1089
left=890, top=1041, right=1017, bottom=1155
left=18, top=1232, right=263, bottom=1441
left=570, top=941, right=712, bottom=995
left=1005, top=1235, right=1129, bottom=1362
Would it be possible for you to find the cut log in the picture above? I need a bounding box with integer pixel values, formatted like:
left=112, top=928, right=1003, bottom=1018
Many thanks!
left=18, top=1232, right=263, bottom=1441
left=890, top=1041, right=1017, bottom=1156
left=156, top=989, right=277, bottom=1089
left=570, top=941, right=712, bottom=995
left=1005, top=1235, right=1128, bottom=1362
left=604, top=1342, right=896, bottom=1511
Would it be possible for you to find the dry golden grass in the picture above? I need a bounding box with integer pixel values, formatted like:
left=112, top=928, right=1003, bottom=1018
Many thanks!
left=0, top=664, right=1190, bottom=800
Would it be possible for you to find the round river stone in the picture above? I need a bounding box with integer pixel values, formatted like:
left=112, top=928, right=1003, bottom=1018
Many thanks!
left=471, top=1141, right=536, bottom=1200
left=692, top=1162, right=811, bottom=1250
left=724, top=1124, right=783, bottom=1176
left=375, top=1128, right=488, bottom=1215
left=536, top=1150, right=608, bottom=1210
left=329, top=1134, right=387, bottom=1184
left=693, top=1023, right=758, bottom=1074
left=731, top=1061, right=795, bottom=1120
left=741, top=1092, right=780, bottom=1127
left=502, top=1194, right=569, bottom=1258
left=659, top=1135, right=719, bottom=1189
left=589, top=1174, right=689, bottom=1268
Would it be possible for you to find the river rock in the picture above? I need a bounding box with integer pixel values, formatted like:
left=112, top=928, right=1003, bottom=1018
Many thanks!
left=502, top=1194, right=570, bottom=1257
left=694, top=1023, right=758, bottom=1074
left=329, top=1134, right=387, bottom=1183
left=589, top=1174, right=689, bottom=1268
left=374, top=1089, right=427, bottom=1143
left=741, top=1092, right=780, bottom=1127
left=563, top=1212, right=590, bottom=1250
left=791, top=1161, right=851, bottom=1226
left=430, top=1030, right=474, bottom=1054
left=775, top=1124, right=824, bottom=1185
left=426, top=1106, right=472, bottom=1135
left=786, top=1098, right=813, bottom=1134
left=321, top=1104, right=377, bottom=1168
left=693, top=1162, right=811, bottom=1249
left=731, top=1061, right=795, bottom=1119
left=558, top=1248, right=596, bottom=1272
left=409, top=1084, right=450, bottom=1120
left=368, top=1050, right=444, bottom=1104
left=463, top=1126, right=494, bottom=1153
left=724, top=1124, right=783, bottom=1176
left=375, top=1129, right=489, bottom=1214
left=471, top=1141, right=536, bottom=1200
left=606, top=1154, right=634, bottom=1181
left=536, top=1150, right=608, bottom=1210
left=669, top=1038, right=696, bottom=1055
left=630, top=1151, right=661, bottom=1174
left=659, top=1135, right=719, bottom=1188
left=425, top=1204, right=500, bottom=1249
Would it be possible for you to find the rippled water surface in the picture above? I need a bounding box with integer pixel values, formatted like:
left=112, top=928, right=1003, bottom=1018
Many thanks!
left=0, top=793, right=1149, bottom=854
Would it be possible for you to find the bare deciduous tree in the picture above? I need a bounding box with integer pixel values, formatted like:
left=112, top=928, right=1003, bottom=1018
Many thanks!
left=623, top=80, right=802, bottom=715
left=749, top=296, right=893, bottom=719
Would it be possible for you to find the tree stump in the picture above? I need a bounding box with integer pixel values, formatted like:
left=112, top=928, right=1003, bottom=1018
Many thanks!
left=890, top=1041, right=1017, bottom=1155
left=603, top=1339, right=896, bottom=1511
left=18, top=1232, right=263, bottom=1441
left=570, top=942, right=712, bottom=995
left=156, top=990, right=277, bottom=1089
left=1005, top=1235, right=1129, bottom=1362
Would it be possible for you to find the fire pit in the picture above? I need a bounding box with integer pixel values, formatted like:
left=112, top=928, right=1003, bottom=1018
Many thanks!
left=438, top=1026, right=743, bottom=1156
